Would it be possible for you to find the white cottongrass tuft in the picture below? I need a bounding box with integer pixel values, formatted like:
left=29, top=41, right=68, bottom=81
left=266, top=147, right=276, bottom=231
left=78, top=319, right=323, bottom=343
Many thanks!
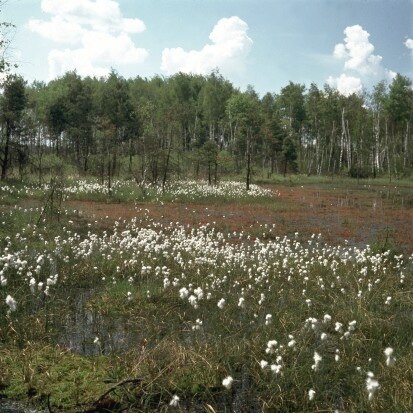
left=270, top=364, right=282, bottom=375
left=192, top=318, right=203, bottom=331
left=179, top=287, right=189, bottom=299
left=260, top=360, right=268, bottom=369
left=194, top=287, right=204, bottom=300
left=323, top=314, right=332, bottom=323
left=308, top=388, right=316, bottom=401
left=29, top=278, right=36, bottom=293
left=384, top=347, right=396, bottom=366
left=348, top=320, right=357, bottom=331
left=222, top=376, right=233, bottom=389
left=288, top=339, right=296, bottom=348
left=335, top=322, right=343, bottom=333
left=311, top=351, right=322, bottom=371
left=5, top=295, right=17, bottom=312
left=169, top=394, right=180, bottom=406
left=366, top=372, right=379, bottom=401
left=188, top=295, right=199, bottom=309
left=217, top=298, right=226, bottom=309
left=342, top=331, right=351, bottom=340
left=266, top=340, right=278, bottom=354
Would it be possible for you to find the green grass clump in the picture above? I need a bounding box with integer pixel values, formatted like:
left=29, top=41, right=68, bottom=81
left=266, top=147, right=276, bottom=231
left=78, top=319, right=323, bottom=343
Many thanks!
left=0, top=345, right=112, bottom=408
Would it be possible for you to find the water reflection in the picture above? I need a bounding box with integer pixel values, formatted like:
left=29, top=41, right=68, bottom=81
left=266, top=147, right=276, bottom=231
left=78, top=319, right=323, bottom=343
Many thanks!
left=58, top=290, right=139, bottom=356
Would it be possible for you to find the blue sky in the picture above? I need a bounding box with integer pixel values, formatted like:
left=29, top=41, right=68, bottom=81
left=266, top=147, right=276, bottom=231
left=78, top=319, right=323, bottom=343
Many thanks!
left=3, top=0, right=413, bottom=96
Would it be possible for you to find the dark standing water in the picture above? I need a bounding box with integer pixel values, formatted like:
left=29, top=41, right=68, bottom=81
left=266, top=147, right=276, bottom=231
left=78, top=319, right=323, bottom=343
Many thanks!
left=59, top=290, right=139, bottom=356
left=0, top=400, right=44, bottom=413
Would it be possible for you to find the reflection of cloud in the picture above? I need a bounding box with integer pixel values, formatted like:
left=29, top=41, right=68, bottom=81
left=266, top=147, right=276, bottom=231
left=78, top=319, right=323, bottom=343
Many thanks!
left=328, top=25, right=396, bottom=96
left=161, top=16, right=252, bottom=77
left=28, top=0, right=148, bottom=79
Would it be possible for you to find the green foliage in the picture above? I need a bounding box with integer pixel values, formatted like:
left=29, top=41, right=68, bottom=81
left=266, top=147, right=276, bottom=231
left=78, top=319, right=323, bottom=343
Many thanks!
left=0, top=68, right=412, bottom=184
left=277, top=81, right=306, bottom=133
left=41, top=154, right=75, bottom=176
left=282, top=135, right=297, bottom=168
left=0, top=75, right=26, bottom=122
left=217, top=150, right=236, bottom=174
left=0, top=345, right=112, bottom=408
left=386, top=74, right=413, bottom=124
left=0, top=6, right=17, bottom=76
left=0, top=75, right=27, bottom=180
left=349, top=165, right=372, bottom=179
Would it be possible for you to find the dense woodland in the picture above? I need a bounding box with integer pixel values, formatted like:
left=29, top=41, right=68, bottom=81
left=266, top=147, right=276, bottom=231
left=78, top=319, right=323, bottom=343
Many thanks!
left=0, top=70, right=412, bottom=187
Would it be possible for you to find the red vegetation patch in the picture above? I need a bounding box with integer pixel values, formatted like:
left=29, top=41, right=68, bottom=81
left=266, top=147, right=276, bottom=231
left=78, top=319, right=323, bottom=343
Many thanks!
left=67, top=183, right=413, bottom=252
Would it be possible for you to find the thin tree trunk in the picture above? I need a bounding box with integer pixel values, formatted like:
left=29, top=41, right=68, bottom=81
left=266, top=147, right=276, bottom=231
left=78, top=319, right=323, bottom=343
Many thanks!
left=214, top=157, right=218, bottom=185
left=162, top=133, right=172, bottom=193
left=246, top=131, right=251, bottom=190
left=328, top=121, right=335, bottom=175
left=339, top=108, right=345, bottom=171
left=385, top=119, right=391, bottom=182
left=404, top=122, right=409, bottom=168
left=345, top=119, right=352, bottom=170
left=1, top=121, right=11, bottom=180
left=129, top=137, right=133, bottom=173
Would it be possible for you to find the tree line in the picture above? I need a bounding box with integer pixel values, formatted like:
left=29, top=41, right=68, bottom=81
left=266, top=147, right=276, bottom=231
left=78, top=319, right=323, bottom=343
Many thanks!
left=0, top=70, right=412, bottom=187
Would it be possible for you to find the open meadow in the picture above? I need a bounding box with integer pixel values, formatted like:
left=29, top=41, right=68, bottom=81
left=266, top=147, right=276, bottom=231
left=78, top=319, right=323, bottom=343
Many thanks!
left=0, top=176, right=412, bottom=412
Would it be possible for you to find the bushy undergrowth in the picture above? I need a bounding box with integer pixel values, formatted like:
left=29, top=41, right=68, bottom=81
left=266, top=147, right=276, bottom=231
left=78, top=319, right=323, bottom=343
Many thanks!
left=0, top=197, right=412, bottom=411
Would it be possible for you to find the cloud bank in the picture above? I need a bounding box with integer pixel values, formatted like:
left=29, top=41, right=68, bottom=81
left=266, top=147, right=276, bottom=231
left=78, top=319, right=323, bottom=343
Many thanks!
left=328, top=25, right=396, bottom=96
left=28, top=0, right=148, bottom=79
left=161, top=16, right=252, bottom=77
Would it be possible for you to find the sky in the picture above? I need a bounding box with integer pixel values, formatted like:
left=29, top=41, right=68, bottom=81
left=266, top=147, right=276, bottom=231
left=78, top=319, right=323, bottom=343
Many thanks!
left=2, top=0, right=413, bottom=96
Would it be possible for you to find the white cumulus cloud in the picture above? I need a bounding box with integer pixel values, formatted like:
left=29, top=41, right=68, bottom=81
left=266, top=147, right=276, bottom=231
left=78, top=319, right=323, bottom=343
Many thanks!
left=28, top=16, right=85, bottom=45
left=28, top=0, right=148, bottom=79
left=327, top=74, right=363, bottom=97
left=405, top=38, right=413, bottom=54
left=161, top=16, right=252, bottom=77
left=333, top=25, right=383, bottom=76
left=328, top=24, right=396, bottom=96
left=39, top=0, right=145, bottom=34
